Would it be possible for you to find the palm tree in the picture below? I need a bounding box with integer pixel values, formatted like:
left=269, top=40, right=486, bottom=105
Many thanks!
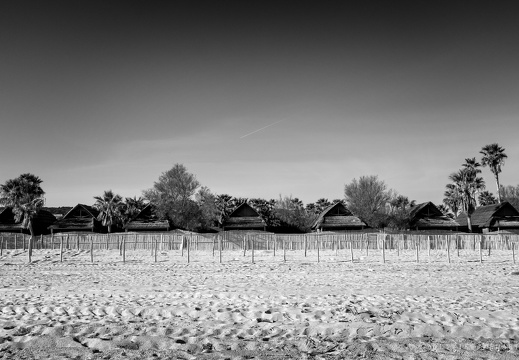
left=480, top=143, right=507, bottom=203
left=462, top=157, right=482, bottom=173
left=478, top=191, right=497, bottom=206
left=443, top=183, right=462, bottom=217
left=215, top=194, right=233, bottom=227
left=437, top=204, right=453, bottom=218
left=0, top=174, right=45, bottom=262
left=93, top=190, right=123, bottom=233
left=449, top=168, right=485, bottom=232
left=315, top=198, right=331, bottom=213
left=121, top=196, right=146, bottom=225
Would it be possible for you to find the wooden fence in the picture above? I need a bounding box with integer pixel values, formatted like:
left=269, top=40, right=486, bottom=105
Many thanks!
left=0, top=231, right=518, bottom=264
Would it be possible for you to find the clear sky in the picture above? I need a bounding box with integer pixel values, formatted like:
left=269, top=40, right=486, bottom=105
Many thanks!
left=1, top=2, right=519, bottom=207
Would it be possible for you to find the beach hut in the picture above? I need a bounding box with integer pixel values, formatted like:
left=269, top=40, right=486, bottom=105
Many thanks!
left=123, top=204, right=170, bottom=232
left=48, top=204, right=103, bottom=234
left=222, top=203, right=266, bottom=231
left=456, top=201, right=519, bottom=233
left=0, top=207, right=56, bottom=235
left=311, top=202, right=366, bottom=232
left=407, top=202, right=459, bottom=231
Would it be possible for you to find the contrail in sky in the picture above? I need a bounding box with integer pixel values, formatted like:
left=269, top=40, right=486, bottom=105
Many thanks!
left=240, top=120, right=283, bottom=138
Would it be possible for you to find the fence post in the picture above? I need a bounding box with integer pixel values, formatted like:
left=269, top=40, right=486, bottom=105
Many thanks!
left=14, top=234, right=17, bottom=250
left=447, top=236, right=451, bottom=264
left=381, top=235, right=386, bottom=264
left=28, top=234, right=33, bottom=263
left=479, top=237, right=483, bottom=263
left=283, top=238, right=286, bottom=263
left=317, top=236, right=320, bottom=263
left=0, top=236, right=3, bottom=256
left=181, top=235, right=185, bottom=257
left=273, top=235, right=276, bottom=257
left=416, top=237, right=419, bottom=263
left=304, top=235, right=307, bottom=257
left=350, top=238, right=354, bottom=263
left=513, top=242, right=516, bottom=264
left=76, top=234, right=79, bottom=250
left=123, top=236, right=126, bottom=263
left=365, top=235, right=369, bottom=257
left=212, top=236, right=216, bottom=257
left=219, top=235, right=222, bottom=263
left=90, top=236, right=94, bottom=263
left=251, top=237, right=254, bottom=264
left=243, top=235, right=246, bottom=257
left=23, top=234, right=25, bottom=251
left=60, top=236, right=64, bottom=262
left=187, top=236, right=190, bottom=263
left=154, top=236, right=158, bottom=263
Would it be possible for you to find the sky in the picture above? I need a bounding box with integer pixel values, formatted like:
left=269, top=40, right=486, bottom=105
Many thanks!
left=1, top=1, right=519, bottom=207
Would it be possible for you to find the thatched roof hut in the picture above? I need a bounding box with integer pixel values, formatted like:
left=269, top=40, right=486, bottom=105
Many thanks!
left=456, top=201, right=519, bottom=233
left=48, top=204, right=103, bottom=233
left=124, top=204, right=170, bottom=232
left=408, top=202, right=459, bottom=231
left=311, top=203, right=366, bottom=232
left=0, top=207, right=56, bottom=235
left=223, top=203, right=266, bottom=231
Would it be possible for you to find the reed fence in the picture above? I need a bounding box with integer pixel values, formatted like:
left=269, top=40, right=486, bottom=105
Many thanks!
left=0, top=231, right=518, bottom=264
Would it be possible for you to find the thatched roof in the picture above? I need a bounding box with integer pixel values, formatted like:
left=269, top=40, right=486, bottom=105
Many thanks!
left=124, top=204, right=170, bottom=231
left=0, top=207, right=56, bottom=235
left=456, top=201, right=519, bottom=229
left=223, top=203, right=266, bottom=230
left=0, top=206, right=23, bottom=233
left=0, top=207, right=17, bottom=225
left=408, top=202, right=459, bottom=230
left=312, top=203, right=366, bottom=231
left=48, top=204, right=101, bottom=232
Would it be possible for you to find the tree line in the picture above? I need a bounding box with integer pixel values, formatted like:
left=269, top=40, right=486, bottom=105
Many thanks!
left=1, top=143, right=517, bottom=243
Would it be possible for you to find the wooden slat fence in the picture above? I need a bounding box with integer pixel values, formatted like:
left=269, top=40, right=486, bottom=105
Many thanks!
left=1, top=232, right=519, bottom=263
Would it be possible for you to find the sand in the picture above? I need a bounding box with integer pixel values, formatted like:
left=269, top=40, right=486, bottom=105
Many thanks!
left=1, top=248, right=519, bottom=359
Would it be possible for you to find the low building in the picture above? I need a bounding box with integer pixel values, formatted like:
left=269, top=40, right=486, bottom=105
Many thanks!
left=311, top=203, right=366, bottom=232
left=123, top=204, right=170, bottom=232
left=0, top=207, right=56, bottom=235
left=456, top=201, right=519, bottom=233
left=222, top=203, right=266, bottom=231
left=48, top=204, right=103, bottom=233
left=408, top=202, right=459, bottom=231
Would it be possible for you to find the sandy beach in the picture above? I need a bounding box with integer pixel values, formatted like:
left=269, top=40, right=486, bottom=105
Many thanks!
left=1, top=248, right=519, bottom=359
